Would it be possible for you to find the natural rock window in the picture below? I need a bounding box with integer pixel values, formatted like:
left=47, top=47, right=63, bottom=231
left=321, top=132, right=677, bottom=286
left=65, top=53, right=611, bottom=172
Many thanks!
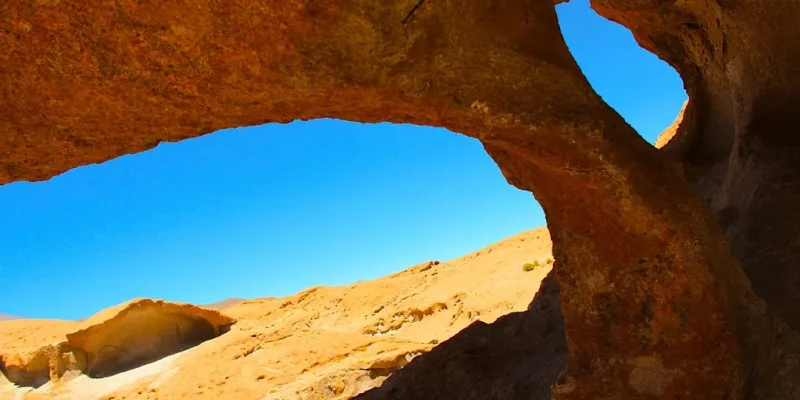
left=2, top=0, right=799, bottom=398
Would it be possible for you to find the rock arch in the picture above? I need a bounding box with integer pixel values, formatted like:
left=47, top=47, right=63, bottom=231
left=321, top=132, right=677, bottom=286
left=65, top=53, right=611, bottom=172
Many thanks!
left=1, top=0, right=797, bottom=398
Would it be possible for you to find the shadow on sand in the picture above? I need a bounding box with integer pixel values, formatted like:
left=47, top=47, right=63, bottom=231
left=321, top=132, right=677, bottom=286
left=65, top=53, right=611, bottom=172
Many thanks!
left=356, top=271, right=566, bottom=400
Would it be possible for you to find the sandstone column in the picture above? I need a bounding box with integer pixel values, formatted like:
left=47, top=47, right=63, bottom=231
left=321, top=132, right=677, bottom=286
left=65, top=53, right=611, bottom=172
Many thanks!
left=591, top=0, right=800, bottom=333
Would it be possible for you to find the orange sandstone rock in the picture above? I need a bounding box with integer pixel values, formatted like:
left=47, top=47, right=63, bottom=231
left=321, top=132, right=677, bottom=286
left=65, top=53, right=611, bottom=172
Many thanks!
left=0, top=300, right=233, bottom=387
left=1, top=0, right=798, bottom=398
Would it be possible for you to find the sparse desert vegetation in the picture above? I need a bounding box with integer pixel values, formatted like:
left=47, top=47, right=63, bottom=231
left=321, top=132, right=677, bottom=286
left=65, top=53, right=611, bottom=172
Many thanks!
left=522, top=261, right=541, bottom=272
left=523, top=258, right=555, bottom=272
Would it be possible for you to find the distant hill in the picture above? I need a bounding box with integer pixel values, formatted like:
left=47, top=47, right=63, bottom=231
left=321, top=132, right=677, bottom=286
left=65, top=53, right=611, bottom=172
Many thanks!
left=201, top=298, right=245, bottom=310
left=0, top=313, right=18, bottom=321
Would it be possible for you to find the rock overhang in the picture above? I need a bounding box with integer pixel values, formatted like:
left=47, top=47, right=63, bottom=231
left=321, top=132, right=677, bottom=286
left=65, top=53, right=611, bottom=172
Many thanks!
left=0, top=299, right=234, bottom=386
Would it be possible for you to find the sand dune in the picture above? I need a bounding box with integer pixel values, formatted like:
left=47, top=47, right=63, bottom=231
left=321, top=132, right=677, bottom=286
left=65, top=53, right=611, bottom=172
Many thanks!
left=202, top=298, right=246, bottom=310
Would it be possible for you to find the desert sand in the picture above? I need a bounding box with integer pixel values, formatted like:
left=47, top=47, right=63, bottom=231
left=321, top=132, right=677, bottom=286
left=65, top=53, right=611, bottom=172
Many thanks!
left=1, top=227, right=553, bottom=400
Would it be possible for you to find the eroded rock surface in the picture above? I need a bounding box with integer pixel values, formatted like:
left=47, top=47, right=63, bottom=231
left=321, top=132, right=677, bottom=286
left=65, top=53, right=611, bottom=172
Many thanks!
left=592, top=0, right=800, bottom=334
left=2, top=0, right=799, bottom=398
left=0, top=343, right=87, bottom=388
left=67, top=300, right=233, bottom=378
left=0, top=300, right=233, bottom=387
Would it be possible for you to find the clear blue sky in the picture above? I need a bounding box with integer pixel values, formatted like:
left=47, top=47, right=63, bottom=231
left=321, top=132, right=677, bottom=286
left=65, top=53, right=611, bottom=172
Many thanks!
left=0, top=0, right=686, bottom=320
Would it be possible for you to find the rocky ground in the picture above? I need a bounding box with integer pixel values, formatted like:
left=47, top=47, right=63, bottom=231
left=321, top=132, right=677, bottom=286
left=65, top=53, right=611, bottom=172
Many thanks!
left=1, top=227, right=554, bottom=400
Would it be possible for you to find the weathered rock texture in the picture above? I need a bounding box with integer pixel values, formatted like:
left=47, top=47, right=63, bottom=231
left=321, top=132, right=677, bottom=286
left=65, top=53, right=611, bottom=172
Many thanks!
left=0, top=300, right=233, bottom=387
left=654, top=101, right=687, bottom=150
left=613, top=0, right=800, bottom=335
left=67, top=300, right=233, bottom=378
left=0, top=343, right=87, bottom=389
left=1, top=0, right=798, bottom=398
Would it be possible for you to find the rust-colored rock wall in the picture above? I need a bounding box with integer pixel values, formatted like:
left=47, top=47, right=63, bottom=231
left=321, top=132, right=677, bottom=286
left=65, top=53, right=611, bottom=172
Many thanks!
left=1, top=0, right=798, bottom=398
left=592, top=0, right=800, bottom=334
left=0, top=0, right=581, bottom=184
